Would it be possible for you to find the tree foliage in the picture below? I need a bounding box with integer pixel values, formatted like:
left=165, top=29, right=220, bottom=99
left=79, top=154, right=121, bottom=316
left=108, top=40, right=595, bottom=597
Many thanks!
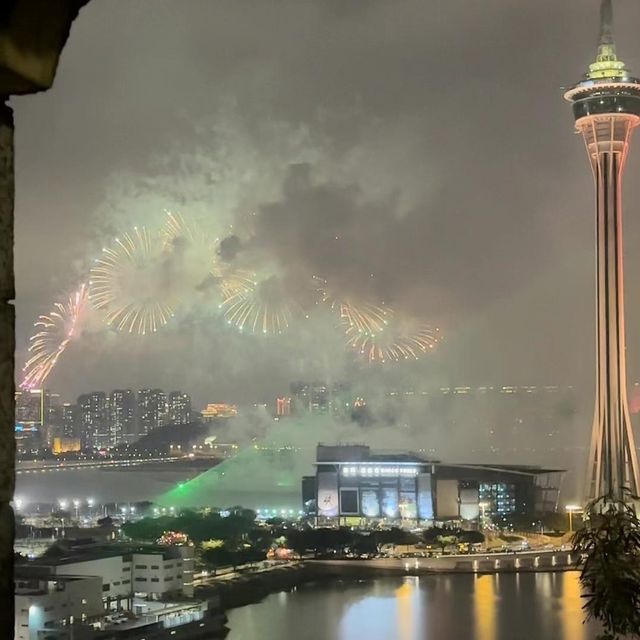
left=122, top=509, right=257, bottom=544
left=572, top=497, right=640, bottom=639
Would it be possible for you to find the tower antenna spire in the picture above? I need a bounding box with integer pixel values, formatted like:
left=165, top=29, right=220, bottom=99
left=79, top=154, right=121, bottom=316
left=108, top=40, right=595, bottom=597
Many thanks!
left=599, top=0, right=614, bottom=46
left=587, top=0, right=625, bottom=79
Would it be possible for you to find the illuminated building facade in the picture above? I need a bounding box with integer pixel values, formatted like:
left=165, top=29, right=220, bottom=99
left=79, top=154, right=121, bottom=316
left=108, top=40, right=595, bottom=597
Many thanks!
left=52, top=437, right=81, bottom=455
left=290, top=381, right=351, bottom=415
left=275, top=396, right=291, bottom=417
left=137, top=389, right=167, bottom=435
left=200, top=403, right=238, bottom=421
left=110, top=389, right=136, bottom=444
left=15, top=389, right=60, bottom=449
left=564, top=0, right=640, bottom=500
left=305, top=445, right=563, bottom=525
left=15, top=389, right=45, bottom=426
left=61, top=403, right=79, bottom=439
left=15, top=390, right=44, bottom=453
left=78, top=392, right=109, bottom=449
left=168, top=391, right=192, bottom=425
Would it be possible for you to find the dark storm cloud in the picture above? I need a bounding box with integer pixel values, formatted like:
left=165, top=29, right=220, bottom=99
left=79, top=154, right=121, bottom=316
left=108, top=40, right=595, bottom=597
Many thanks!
left=12, top=0, right=640, bottom=441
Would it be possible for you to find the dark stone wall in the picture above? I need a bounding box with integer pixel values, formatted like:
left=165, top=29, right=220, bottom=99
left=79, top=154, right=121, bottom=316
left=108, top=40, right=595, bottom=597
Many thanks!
left=0, top=101, right=14, bottom=631
left=0, top=1, right=91, bottom=634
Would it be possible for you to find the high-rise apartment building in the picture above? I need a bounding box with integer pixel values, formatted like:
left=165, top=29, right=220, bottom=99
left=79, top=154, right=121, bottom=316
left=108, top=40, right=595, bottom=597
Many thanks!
left=61, top=403, right=79, bottom=439
left=137, top=389, right=167, bottom=435
left=15, top=389, right=45, bottom=426
left=15, top=389, right=59, bottom=447
left=15, top=389, right=47, bottom=454
left=290, top=381, right=351, bottom=415
left=110, top=389, right=136, bottom=444
left=77, top=392, right=109, bottom=449
left=168, top=391, right=191, bottom=425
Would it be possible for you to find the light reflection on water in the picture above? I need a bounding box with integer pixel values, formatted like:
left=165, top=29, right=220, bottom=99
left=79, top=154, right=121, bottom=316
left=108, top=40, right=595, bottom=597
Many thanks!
left=474, top=574, right=495, bottom=640
left=226, top=572, right=600, bottom=640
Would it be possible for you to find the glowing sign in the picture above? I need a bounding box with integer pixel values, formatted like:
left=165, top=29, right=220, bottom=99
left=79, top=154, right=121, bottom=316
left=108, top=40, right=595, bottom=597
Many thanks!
left=341, top=465, right=419, bottom=477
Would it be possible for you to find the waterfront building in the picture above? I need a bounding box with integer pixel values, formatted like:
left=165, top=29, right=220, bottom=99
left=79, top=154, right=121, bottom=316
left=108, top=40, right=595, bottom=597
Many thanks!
left=304, top=444, right=564, bottom=526
left=22, top=543, right=194, bottom=610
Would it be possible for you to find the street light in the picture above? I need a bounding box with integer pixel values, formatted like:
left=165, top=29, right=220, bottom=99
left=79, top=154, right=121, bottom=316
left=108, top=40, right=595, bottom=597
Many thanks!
left=73, top=499, right=80, bottom=520
left=479, top=502, right=489, bottom=529
left=565, top=504, right=582, bottom=533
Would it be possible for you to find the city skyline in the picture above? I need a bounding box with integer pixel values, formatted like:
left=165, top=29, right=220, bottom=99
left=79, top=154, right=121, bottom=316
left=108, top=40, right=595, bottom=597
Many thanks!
left=13, top=1, right=640, bottom=408
left=9, top=3, right=640, bottom=639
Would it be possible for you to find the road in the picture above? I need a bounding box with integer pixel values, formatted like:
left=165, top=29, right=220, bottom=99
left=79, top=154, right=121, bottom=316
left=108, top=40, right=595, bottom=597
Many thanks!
left=193, top=562, right=288, bottom=587
left=317, top=549, right=575, bottom=573
left=16, top=456, right=182, bottom=474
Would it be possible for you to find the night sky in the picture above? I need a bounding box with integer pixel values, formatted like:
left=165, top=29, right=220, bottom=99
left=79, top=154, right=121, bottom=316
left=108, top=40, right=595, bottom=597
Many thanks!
left=11, top=0, right=640, bottom=412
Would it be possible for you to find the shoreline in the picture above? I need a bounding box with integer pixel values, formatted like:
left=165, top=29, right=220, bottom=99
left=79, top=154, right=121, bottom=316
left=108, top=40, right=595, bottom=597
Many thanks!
left=198, top=556, right=578, bottom=613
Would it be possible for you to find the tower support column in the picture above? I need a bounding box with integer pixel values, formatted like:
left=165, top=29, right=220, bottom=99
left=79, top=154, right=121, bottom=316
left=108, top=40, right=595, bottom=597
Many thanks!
left=578, top=114, right=640, bottom=500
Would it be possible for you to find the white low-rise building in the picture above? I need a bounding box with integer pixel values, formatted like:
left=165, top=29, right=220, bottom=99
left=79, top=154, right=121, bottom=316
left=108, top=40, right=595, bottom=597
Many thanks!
left=15, top=573, right=103, bottom=640
left=22, top=544, right=195, bottom=611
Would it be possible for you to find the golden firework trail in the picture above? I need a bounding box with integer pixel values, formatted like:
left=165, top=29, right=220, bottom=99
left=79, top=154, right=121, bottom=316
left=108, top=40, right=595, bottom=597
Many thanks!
left=346, top=322, right=440, bottom=364
left=21, top=283, right=88, bottom=389
left=219, top=272, right=298, bottom=334
left=313, top=275, right=391, bottom=335
left=89, top=227, right=177, bottom=335
left=162, top=209, right=219, bottom=251
left=162, top=210, right=200, bottom=245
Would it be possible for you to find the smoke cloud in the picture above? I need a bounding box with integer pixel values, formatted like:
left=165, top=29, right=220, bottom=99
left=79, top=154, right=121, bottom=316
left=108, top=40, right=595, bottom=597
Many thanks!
left=14, top=0, right=640, bottom=498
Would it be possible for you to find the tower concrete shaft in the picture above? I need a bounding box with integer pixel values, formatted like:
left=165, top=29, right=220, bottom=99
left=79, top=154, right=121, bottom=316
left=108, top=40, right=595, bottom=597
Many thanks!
left=578, top=114, right=640, bottom=500
left=565, top=0, right=640, bottom=501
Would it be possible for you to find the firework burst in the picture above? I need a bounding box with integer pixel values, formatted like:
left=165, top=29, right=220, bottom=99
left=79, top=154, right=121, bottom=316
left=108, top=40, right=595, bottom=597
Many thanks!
left=219, top=273, right=299, bottom=334
left=89, top=226, right=179, bottom=335
left=21, top=283, right=88, bottom=389
left=162, top=210, right=218, bottom=258
left=346, top=318, right=440, bottom=364
left=313, top=275, right=391, bottom=335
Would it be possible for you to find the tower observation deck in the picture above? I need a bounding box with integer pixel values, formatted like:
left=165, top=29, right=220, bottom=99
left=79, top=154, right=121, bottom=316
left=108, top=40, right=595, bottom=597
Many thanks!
left=564, top=0, right=640, bottom=501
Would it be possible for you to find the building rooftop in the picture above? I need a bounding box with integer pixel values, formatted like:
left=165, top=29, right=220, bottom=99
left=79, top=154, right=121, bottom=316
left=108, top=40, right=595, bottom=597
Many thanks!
left=438, top=463, right=566, bottom=476
left=314, top=444, right=566, bottom=476
left=20, top=542, right=183, bottom=568
left=316, top=444, right=435, bottom=464
left=15, top=572, right=94, bottom=595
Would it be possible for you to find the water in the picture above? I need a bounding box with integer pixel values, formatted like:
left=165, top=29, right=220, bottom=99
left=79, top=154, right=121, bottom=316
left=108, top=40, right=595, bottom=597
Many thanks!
left=226, top=573, right=601, bottom=640
left=16, top=468, right=190, bottom=504
left=15, top=467, right=300, bottom=510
